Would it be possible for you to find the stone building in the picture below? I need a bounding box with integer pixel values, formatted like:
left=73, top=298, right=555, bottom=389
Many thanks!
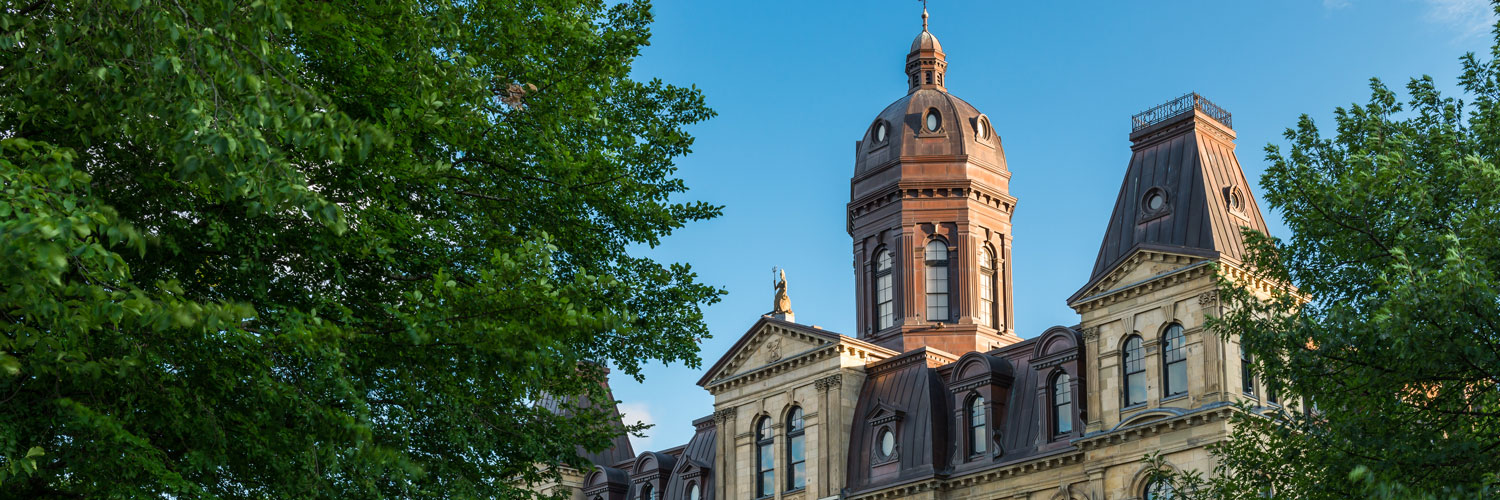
left=563, top=10, right=1286, bottom=500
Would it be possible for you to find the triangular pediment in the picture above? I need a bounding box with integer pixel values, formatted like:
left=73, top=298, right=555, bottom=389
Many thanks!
left=1070, top=246, right=1213, bottom=304
left=696, top=317, right=841, bottom=387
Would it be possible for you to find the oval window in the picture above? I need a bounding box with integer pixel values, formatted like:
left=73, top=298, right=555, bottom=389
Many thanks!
left=978, top=118, right=989, bottom=139
left=876, top=122, right=887, bottom=142
left=688, top=484, right=700, bottom=500
left=925, top=110, right=940, bottom=132
left=878, top=428, right=896, bottom=457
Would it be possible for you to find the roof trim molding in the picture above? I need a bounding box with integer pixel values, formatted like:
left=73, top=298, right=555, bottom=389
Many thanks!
left=1069, top=246, right=1218, bottom=307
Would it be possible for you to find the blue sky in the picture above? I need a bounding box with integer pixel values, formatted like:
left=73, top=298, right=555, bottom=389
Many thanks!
left=608, top=0, right=1496, bottom=452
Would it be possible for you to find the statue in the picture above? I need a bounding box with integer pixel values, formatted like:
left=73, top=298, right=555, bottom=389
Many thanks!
left=772, top=268, right=793, bottom=315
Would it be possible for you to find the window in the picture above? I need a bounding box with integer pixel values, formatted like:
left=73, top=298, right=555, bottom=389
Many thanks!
left=977, top=117, right=991, bottom=140
left=925, top=240, right=949, bottom=321
left=925, top=109, right=940, bottom=131
left=1162, top=324, right=1187, bottom=397
left=1053, top=372, right=1072, bottom=435
left=877, top=427, right=895, bottom=459
left=1241, top=343, right=1256, bottom=397
left=875, top=122, right=887, bottom=142
left=1143, top=187, right=1168, bottom=214
left=968, top=395, right=987, bottom=456
left=1267, top=385, right=1280, bottom=406
left=1145, top=479, right=1177, bottom=500
left=925, top=71, right=933, bottom=85
left=1123, top=335, right=1147, bottom=406
left=756, top=417, right=774, bottom=498
left=785, top=407, right=806, bottom=491
left=640, top=483, right=655, bottom=500
left=875, top=249, right=894, bottom=330
left=978, top=246, right=996, bottom=329
left=688, top=483, right=700, bottom=500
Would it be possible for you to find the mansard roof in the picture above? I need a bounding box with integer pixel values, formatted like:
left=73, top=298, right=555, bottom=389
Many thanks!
left=662, top=415, right=717, bottom=500
left=1074, top=94, right=1269, bottom=303
left=537, top=369, right=635, bottom=467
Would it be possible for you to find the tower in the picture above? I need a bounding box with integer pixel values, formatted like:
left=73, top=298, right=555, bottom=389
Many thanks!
left=848, top=10, right=1022, bottom=354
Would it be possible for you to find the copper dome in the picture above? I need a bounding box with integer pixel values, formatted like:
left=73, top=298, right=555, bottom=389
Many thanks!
left=910, top=30, right=942, bottom=53
left=853, top=89, right=1005, bottom=177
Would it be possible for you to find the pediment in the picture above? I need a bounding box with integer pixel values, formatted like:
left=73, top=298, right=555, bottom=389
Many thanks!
left=1071, top=247, right=1212, bottom=304
left=696, top=317, right=839, bottom=387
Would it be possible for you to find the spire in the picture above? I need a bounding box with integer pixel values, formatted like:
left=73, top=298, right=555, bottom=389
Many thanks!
left=906, top=5, right=946, bottom=93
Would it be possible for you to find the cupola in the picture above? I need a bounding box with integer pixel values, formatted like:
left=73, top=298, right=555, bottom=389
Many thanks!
left=907, top=9, right=947, bottom=92
left=848, top=8, right=1021, bottom=355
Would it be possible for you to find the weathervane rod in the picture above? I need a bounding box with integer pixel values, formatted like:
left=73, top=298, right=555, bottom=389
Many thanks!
left=920, top=0, right=929, bottom=31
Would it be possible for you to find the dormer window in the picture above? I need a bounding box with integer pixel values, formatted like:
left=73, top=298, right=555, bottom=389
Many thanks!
left=925, top=109, right=941, bottom=131
left=875, top=122, right=888, bottom=142
left=977, top=116, right=991, bottom=140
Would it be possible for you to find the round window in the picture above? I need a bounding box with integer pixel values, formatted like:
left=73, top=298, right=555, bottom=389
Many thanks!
left=878, top=428, right=896, bottom=457
left=1144, top=188, right=1166, bottom=212
left=978, top=118, right=989, bottom=139
left=1229, top=189, right=1243, bottom=210
left=876, top=122, right=887, bottom=142
left=925, top=110, right=940, bottom=132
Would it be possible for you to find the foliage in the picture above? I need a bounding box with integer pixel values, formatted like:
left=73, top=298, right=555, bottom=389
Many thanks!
left=0, top=0, right=720, bottom=498
left=1147, top=8, right=1500, bottom=500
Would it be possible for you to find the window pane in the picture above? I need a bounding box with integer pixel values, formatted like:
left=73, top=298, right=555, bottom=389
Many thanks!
left=877, top=250, right=891, bottom=270
left=789, top=436, right=803, bottom=462
left=979, top=273, right=993, bottom=327
left=788, top=407, right=803, bottom=432
left=1167, top=361, right=1187, bottom=396
left=760, top=471, right=774, bottom=497
left=1127, top=372, right=1147, bottom=406
left=876, top=273, right=893, bottom=329
left=1057, top=401, right=1072, bottom=433
left=759, top=444, right=773, bottom=469
left=972, top=424, right=986, bottom=454
left=791, top=462, right=806, bottom=489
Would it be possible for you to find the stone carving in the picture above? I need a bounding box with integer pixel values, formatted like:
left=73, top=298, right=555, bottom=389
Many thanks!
left=766, top=337, right=782, bottom=362
left=1081, top=326, right=1101, bottom=342
left=815, top=374, right=843, bottom=392
left=712, top=407, right=736, bottom=423
left=1198, top=291, right=1218, bottom=305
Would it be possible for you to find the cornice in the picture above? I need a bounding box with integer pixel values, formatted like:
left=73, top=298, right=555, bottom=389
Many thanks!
left=704, top=342, right=891, bottom=395
left=845, top=450, right=1084, bottom=500
left=1070, top=255, right=1216, bottom=313
left=1074, top=404, right=1236, bottom=451
left=848, top=181, right=1017, bottom=224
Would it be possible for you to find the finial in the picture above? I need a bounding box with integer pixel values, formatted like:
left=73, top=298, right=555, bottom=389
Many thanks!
left=921, top=4, right=929, bottom=32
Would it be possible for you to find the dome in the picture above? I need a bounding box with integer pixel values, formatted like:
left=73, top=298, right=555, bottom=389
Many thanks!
left=853, top=89, right=1005, bottom=177
left=910, top=30, right=942, bottom=53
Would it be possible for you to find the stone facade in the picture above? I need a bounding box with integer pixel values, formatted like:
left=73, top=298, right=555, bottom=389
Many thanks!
left=566, top=11, right=1289, bottom=500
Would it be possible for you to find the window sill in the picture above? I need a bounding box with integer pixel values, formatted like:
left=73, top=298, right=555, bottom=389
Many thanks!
left=1160, top=393, right=1189, bottom=404
left=1121, top=402, right=1148, bottom=413
left=783, top=487, right=807, bottom=495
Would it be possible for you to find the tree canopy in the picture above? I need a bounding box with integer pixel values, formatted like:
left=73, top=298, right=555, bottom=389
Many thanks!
left=0, top=0, right=720, bottom=497
left=1150, top=11, right=1500, bottom=500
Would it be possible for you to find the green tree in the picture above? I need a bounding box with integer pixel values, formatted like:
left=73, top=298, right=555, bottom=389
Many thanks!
left=0, top=0, right=720, bottom=498
left=1149, top=10, right=1500, bottom=500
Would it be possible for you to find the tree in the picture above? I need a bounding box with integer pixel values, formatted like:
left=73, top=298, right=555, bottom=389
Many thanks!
left=1149, top=9, right=1500, bottom=500
left=0, top=0, right=720, bottom=497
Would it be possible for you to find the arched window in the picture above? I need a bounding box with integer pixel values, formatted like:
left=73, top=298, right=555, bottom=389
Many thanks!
left=925, top=240, right=949, bottom=322
left=875, top=248, right=894, bottom=330
left=1145, top=479, right=1177, bottom=499
left=967, top=395, right=986, bottom=456
left=1162, top=323, right=1187, bottom=397
left=1123, top=335, right=1147, bottom=406
left=1053, top=372, right=1072, bottom=435
left=688, top=483, right=700, bottom=500
left=640, top=483, right=654, bottom=500
left=1241, top=343, right=1256, bottom=397
left=785, top=407, right=806, bottom=491
left=978, top=246, right=996, bottom=329
left=755, top=417, right=774, bottom=498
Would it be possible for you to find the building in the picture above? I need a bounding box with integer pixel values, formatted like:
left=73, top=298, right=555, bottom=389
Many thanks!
left=562, top=9, right=1284, bottom=500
